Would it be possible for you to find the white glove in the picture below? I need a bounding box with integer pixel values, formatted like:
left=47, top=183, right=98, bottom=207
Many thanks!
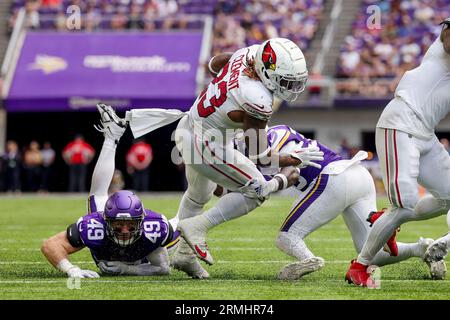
left=98, top=261, right=169, bottom=276
left=290, top=141, right=324, bottom=169
left=67, top=266, right=100, bottom=278
left=240, top=178, right=278, bottom=200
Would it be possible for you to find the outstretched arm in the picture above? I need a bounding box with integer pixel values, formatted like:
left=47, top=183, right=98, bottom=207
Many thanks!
left=41, top=230, right=99, bottom=278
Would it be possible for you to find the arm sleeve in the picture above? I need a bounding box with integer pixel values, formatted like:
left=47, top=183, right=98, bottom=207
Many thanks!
left=66, top=223, right=84, bottom=248
left=160, top=221, right=174, bottom=247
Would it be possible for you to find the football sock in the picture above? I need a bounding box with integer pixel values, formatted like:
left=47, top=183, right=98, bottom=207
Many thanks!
left=276, top=232, right=315, bottom=261
left=177, top=194, right=204, bottom=220
left=203, top=192, right=260, bottom=227
left=357, top=207, right=404, bottom=265
left=371, top=242, right=423, bottom=266
left=89, top=138, right=116, bottom=198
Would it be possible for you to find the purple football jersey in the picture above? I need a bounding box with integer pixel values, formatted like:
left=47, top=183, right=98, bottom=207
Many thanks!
left=267, top=125, right=342, bottom=190
left=77, top=209, right=170, bottom=263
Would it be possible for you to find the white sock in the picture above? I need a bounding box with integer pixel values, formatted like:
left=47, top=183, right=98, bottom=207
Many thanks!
left=203, top=192, right=260, bottom=227
left=371, top=242, right=422, bottom=266
left=89, top=138, right=116, bottom=197
left=177, top=194, right=204, bottom=220
left=276, top=232, right=315, bottom=261
left=414, top=195, right=449, bottom=221
left=357, top=207, right=405, bottom=265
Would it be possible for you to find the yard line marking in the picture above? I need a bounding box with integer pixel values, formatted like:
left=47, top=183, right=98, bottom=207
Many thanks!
left=0, top=279, right=449, bottom=284
left=0, top=260, right=429, bottom=265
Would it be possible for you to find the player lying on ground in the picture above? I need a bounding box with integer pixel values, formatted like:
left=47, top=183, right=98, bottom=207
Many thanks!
left=345, top=18, right=450, bottom=286
left=104, top=38, right=323, bottom=277
left=41, top=104, right=179, bottom=278
left=232, top=125, right=442, bottom=280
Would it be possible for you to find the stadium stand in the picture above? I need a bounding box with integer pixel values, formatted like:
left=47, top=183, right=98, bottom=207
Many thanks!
left=336, top=0, right=450, bottom=97
left=8, top=0, right=324, bottom=54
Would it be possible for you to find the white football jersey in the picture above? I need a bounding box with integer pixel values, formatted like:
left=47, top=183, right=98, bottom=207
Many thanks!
left=189, top=45, right=273, bottom=142
left=378, top=36, right=450, bottom=139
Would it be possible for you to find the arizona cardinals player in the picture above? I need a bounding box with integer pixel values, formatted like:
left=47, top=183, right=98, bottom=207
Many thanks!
left=346, top=19, right=450, bottom=286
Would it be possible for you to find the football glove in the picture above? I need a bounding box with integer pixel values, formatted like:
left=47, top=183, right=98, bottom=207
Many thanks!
left=67, top=266, right=100, bottom=278
left=289, top=141, right=324, bottom=169
left=98, top=261, right=169, bottom=276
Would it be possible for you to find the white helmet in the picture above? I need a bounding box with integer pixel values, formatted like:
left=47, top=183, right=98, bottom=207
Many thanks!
left=254, top=38, right=308, bottom=102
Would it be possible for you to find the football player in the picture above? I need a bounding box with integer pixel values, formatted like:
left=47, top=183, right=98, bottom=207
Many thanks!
left=249, top=125, right=442, bottom=280
left=106, top=38, right=324, bottom=275
left=346, top=18, right=450, bottom=286
left=40, top=104, right=191, bottom=278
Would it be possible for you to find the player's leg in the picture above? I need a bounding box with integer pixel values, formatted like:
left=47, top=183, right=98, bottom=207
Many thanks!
left=340, top=166, right=431, bottom=267
left=276, top=173, right=341, bottom=280
left=87, top=104, right=127, bottom=213
left=356, top=128, right=421, bottom=266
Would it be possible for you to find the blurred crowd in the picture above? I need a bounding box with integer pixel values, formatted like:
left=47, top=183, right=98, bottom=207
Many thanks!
left=9, top=0, right=324, bottom=53
left=336, top=0, right=450, bottom=97
left=0, top=136, right=154, bottom=193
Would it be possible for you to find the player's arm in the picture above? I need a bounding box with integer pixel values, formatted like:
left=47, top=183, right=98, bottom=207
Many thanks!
left=41, top=224, right=99, bottom=278
left=98, top=247, right=170, bottom=276
left=208, top=52, right=233, bottom=76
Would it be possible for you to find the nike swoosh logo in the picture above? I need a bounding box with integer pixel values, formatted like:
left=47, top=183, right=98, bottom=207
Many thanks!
left=195, top=245, right=207, bottom=259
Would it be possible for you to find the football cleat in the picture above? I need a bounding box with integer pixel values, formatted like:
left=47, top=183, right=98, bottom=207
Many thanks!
left=277, top=257, right=325, bottom=280
left=177, top=216, right=214, bottom=265
left=94, top=103, right=127, bottom=144
left=345, top=260, right=369, bottom=287
left=424, top=239, right=448, bottom=263
left=171, top=252, right=210, bottom=279
left=427, top=260, right=447, bottom=280
left=367, top=209, right=400, bottom=256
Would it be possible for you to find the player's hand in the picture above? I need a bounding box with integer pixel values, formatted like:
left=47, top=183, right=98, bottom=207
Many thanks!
left=98, top=261, right=130, bottom=275
left=67, top=266, right=100, bottom=278
left=290, top=141, right=324, bottom=169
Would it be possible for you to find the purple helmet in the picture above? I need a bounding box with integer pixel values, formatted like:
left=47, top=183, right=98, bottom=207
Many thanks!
left=103, top=190, right=145, bottom=247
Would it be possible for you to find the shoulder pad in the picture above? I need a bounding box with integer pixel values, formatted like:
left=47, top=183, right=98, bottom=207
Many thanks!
left=232, top=77, right=273, bottom=121
left=77, top=212, right=107, bottom=248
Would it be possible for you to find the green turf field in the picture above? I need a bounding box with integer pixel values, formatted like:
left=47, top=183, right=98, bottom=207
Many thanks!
left=0, top=194, right=449, bottom=300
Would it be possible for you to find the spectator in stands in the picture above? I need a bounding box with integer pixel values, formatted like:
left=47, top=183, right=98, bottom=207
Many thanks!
left=2, top=140, right=22, bottom=193
left=40, top=141, right=55, bottom=192
left=25, top=0, right=40, bottom=29
left=62, top=134, right=95, bottom=192
left=23, top=140, right=43, bottom=192
left=126, top=138, right=153, bottom=192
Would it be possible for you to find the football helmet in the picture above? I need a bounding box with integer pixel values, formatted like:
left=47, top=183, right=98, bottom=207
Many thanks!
left=254, top=38, right=308, bottom=102
left=103, top=190, right=145, bottom=247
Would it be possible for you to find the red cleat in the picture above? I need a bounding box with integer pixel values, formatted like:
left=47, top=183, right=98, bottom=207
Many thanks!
left=367, top=209, right=400, bottom=256
left=345, top=260, right=369, bottom=287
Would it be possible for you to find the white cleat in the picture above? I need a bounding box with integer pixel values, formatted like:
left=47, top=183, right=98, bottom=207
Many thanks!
left=427, top=260, right=447, bottom=280
left=94, top=103, right=127, bottom=144
left=421, top=237, right=448, bottom=280
left=277, top=257, right=325, bottom=280
left=177, top=216, right=214, bottom=265
left=171, top=253, right=210, bottom=279
left=424, top=239, right=448, bottom=263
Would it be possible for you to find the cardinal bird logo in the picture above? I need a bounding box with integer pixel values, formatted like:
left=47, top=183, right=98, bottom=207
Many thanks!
left=261, top=42, right=277, bottom=71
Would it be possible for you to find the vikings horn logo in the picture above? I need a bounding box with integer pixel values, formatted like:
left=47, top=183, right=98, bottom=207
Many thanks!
left=262, top=42, right=277, bottom=71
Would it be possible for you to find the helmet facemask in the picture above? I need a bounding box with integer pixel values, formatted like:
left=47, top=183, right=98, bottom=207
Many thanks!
left=271, top=73, right=308, bottom=102
left=105, top=215, right=143, bottom=247
left=103, top=190, right=146, bottom=247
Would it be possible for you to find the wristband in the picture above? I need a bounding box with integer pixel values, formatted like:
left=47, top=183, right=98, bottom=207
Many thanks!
left=274, top=173, right=288, bottom=190
left=57, top=259, right=76, bottom=273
